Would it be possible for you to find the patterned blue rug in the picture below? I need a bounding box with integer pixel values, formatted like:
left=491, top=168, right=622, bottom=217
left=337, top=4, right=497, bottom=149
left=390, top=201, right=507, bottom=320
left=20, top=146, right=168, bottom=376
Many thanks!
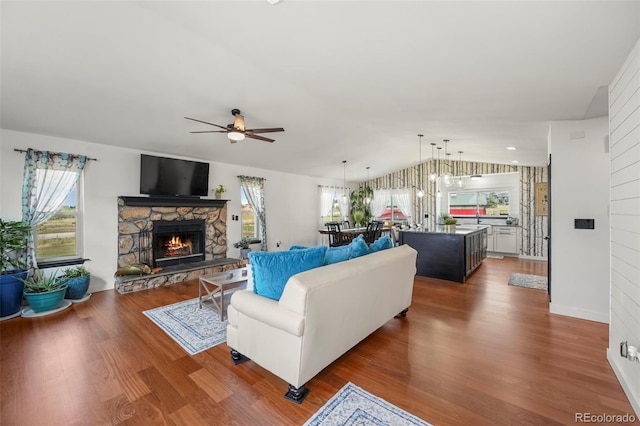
left=143, top=297, right=231, bottom=355
left=508, top=273, right=548, bottom=291
left=305, top=382, right=431, bottom=426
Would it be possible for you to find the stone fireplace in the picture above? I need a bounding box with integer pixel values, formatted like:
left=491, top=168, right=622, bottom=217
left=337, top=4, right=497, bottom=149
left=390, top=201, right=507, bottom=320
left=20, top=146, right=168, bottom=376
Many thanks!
left=116, top=196, right=241, bottom=293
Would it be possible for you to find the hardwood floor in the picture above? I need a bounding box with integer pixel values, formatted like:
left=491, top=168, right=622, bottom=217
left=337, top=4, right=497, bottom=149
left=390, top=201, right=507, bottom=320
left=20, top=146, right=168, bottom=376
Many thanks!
left=1, top=257, right=637, bottom=425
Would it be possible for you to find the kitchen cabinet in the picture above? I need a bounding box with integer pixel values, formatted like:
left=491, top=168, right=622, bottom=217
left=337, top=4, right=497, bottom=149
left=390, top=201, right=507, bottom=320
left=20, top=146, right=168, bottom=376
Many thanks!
left=493, top=226, right=518, bottom=254
left=399, top=227, right=487, bottom=283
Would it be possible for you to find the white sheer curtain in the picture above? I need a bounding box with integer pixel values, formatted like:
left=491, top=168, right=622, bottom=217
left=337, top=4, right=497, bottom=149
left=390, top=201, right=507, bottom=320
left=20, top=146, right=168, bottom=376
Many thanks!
left=394, top=189, right=412, bottom=224
left=318, top=186, right=337, bottom=245
left=371, top=189, right=389, bottom=219
left=239, top=176, right=267, bottom=251
left=337, top=187, right=350, bottom=222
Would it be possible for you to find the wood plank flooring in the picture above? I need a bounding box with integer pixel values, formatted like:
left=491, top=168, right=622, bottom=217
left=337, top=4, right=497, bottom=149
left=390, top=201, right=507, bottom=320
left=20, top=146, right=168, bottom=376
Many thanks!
left=1, top=257, right=637, bottom=425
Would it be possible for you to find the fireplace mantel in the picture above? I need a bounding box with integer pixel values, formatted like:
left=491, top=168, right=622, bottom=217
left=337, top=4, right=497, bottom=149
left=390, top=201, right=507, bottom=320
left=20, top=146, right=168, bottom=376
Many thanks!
left=119, top=196, right=228, bottom=207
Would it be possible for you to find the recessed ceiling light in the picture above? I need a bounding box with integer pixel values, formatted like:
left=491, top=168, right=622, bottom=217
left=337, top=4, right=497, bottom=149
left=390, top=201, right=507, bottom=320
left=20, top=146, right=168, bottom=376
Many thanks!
left=512, top=160, right=519, bottom=164
left=506, top=146, right=517, bottom=150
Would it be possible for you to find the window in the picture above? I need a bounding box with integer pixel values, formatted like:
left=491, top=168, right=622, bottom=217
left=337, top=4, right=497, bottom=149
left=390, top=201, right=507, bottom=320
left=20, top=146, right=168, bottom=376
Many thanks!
left=34, top=181, right=82, bottom=261
left=448, top=189, right=511, bottom=217
left=240, top=187, right=259, bottom=239
left=372, top=189, right=411, bottom=224
left=321, top=193, right=343, bottom=223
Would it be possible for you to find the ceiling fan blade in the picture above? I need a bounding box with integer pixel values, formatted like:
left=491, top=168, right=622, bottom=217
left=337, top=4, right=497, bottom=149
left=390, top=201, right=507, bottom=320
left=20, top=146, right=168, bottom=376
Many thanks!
left=190, top=130, right=229, bottom=133
left=245, top=133, right=275, bottom=143
left=245, top=128, right=285, bottom=134
left=184, top=117, right=229, bottom=130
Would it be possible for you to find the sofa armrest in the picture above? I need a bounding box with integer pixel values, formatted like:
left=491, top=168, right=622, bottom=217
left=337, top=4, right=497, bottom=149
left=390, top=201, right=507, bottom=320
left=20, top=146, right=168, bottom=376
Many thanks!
left=230, top=290, right=305, bottom=337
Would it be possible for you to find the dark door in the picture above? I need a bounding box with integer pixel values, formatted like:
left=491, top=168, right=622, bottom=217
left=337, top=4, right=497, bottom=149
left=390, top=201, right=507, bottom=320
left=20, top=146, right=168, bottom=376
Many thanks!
left=546, top=154, right=552, bottom=300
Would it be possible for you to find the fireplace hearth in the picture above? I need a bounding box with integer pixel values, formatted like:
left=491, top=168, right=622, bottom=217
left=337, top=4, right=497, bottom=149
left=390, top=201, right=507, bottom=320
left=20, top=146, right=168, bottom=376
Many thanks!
left=152, top=220, right=205, bottom=268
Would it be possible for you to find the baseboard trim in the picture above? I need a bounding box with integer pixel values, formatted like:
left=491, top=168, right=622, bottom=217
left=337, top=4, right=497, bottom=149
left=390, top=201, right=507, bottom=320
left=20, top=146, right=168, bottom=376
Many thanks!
left=607, top=349, right=640, bottom=418
left=549, top=302, right=609, bottom=324
left=518, top=254, right=547, bottom=261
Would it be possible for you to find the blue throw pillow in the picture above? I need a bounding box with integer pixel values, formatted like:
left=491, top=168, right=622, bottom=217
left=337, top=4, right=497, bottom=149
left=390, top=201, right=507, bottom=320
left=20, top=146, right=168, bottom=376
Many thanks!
left=249, top=246, right=327, bottom=301
left=349, top=234, right=371, bottom=258
left=289, top=245, right=308, bottom=250
left=325, top=245, right=352, bottom=265
left=369, top=235, right=393, bottom=252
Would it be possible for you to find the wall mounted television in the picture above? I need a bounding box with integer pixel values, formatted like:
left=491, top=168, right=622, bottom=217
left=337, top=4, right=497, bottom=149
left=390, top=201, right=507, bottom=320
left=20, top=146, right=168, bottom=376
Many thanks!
left=140, top=154, right=210, bottom=197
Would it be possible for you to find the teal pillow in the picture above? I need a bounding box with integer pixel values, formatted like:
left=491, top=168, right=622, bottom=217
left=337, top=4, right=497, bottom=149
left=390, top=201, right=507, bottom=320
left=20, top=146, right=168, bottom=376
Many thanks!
left=289, top=245, right=308, bottom=250
left=370, top=235, right=393, bottom=252
left=349, top=234, right=371, bottom=258
left=249, top=246, right=327, bottom=301
left=325, top=245, right=352, bottom=265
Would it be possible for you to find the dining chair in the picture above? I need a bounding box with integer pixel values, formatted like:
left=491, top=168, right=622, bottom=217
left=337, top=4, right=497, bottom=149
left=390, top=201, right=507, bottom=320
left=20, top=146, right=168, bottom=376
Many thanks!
left=325, top=222, right=349, bottom=247
left=363, top=221, right=384, bottom=244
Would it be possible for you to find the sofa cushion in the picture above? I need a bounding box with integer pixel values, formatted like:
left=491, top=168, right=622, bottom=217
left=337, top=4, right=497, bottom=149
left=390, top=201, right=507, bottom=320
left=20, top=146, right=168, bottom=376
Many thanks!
left=348, top=234, right=371, bottom=259
left=369, top=235, right=393, bottom=252
left=325, top=244, right=352, bottom=265
left=249, top=246, right=327, bottom=301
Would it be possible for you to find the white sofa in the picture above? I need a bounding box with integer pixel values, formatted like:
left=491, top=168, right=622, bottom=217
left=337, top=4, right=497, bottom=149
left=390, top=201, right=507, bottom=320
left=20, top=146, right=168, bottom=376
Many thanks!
left=226, top=244, right=417, bottom=403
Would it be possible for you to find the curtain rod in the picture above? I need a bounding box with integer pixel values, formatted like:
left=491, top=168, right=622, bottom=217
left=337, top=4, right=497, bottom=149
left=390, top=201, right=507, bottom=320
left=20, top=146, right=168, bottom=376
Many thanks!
left=14, top=148, right=97, bottom=161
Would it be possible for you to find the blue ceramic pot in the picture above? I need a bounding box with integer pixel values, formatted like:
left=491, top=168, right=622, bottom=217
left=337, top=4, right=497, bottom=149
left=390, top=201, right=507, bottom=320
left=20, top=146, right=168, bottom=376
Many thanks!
left=60, top=275, right=90, bottom=300
left=24, top=286, right=67, bottom=313
left=0, top=271, right=28, bottom=317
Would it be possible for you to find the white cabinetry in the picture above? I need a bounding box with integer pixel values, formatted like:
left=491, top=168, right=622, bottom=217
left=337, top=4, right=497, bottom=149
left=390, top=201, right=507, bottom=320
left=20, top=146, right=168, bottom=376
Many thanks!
left=493, top=226, right=518, bottom=254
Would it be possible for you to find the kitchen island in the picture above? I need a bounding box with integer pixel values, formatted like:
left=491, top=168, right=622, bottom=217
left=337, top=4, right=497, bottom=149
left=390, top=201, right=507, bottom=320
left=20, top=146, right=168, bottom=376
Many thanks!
left=399, top=226, right=488, bottom=283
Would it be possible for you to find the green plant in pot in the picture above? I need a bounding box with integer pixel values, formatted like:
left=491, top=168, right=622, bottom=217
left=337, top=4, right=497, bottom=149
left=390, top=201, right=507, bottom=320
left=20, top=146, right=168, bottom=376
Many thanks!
left=0, top=219, right=32, bottom=318
left=215, top=184, right=226, bottom=199
left=350, top=186, right=373, bottom=227
left=443, top=217, right=458, bottom=232
left=58, top=266, right=90, bottom=300
left=17, top=270, right=67, bottom=313
left=234, top=237, right=253, bottom=259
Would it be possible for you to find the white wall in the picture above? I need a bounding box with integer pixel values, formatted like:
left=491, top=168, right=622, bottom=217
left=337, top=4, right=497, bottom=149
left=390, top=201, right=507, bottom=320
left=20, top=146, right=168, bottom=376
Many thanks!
left=548, top=116, right=610, bottom=323
left=0, top=129, right=343, bottom=293
left=608, top=37, right=640, bottom=417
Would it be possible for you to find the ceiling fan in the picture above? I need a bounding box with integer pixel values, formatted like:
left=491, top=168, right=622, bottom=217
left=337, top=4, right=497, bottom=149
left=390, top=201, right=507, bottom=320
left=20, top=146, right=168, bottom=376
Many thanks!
left=185, top=108, right=284, bottom=143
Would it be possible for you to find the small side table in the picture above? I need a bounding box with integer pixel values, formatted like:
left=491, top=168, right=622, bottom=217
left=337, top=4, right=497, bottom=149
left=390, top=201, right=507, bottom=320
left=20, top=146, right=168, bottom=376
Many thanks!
left=198, top=267, right=249, bottom=320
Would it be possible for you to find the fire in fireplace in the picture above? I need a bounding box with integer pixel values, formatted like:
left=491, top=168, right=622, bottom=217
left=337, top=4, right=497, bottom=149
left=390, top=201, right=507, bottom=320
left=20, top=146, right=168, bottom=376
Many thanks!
left=152, top=220, right=205, bottom=268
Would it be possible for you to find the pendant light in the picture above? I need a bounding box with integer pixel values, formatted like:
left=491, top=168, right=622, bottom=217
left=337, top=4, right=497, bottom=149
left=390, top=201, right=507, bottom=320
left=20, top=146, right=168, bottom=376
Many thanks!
left=441, top=139, right=452, bottom=187
left=364, top=166, right=372, bottom=205
left=428, top=143, right=437, bottom=181
left=417, top=134, right=425, bottom=198
left=456, top=151, right=466, bottom=189
left=341, top=160, right=348, bottom=203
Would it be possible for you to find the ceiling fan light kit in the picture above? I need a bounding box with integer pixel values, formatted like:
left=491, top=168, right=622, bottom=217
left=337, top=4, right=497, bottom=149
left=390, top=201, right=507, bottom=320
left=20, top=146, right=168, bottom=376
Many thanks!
left=185, top=108, right=284, bottom=143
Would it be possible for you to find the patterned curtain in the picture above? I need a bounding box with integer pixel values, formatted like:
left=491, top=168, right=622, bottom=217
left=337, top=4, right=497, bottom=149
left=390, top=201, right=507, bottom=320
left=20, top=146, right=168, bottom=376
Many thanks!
left=21, top=149, right=87, bottom=271
left=239, top=175, right=267, bottom=251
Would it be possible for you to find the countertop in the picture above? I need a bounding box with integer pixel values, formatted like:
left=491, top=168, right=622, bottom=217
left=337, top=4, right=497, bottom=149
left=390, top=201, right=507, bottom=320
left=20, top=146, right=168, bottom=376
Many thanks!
left=400, top=225, right=489, bottom=236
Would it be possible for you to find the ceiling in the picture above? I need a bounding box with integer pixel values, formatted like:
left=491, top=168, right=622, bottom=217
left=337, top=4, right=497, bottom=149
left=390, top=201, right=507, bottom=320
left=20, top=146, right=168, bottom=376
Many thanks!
left=1, top=1, right=639, bottom=182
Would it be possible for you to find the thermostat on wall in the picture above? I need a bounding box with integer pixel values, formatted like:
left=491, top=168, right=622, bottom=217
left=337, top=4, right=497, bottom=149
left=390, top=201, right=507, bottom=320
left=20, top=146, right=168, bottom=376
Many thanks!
left=574, top=219, right=595, bottom=229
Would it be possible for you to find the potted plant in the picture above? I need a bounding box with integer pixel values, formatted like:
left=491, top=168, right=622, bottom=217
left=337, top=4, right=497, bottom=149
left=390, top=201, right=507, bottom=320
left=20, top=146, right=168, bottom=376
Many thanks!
left=58, top=266, right=90, bottom=300
left=18, top=270, right=67, bottom=313
left=0, top=219, right=31, bottom=318
left=443, top=217, right=458, bottom=233
left=234, top=237, right=253, bottom=259
left=215, top=185, right=226, bottom=199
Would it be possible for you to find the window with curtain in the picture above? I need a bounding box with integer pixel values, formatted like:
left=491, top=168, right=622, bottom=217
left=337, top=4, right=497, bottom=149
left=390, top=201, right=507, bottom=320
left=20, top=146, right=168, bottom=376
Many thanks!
left=319, top=186, right=346, bottom=224
left=239, top=175, right=267, bottom=251
left=241, top=187, right=259, bottom=239
left=21, top=149, right=87, bottom=270
left=372, top=189, right=411, bottom=224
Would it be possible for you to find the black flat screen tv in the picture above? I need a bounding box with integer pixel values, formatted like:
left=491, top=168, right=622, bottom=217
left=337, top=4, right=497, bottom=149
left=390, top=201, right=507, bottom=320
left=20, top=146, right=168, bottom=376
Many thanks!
left=140, top=154, right=210, bottom=197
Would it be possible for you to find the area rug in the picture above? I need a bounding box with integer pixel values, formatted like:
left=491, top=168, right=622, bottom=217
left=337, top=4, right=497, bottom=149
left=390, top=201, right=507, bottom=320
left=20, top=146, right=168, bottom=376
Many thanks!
left=508, top=273, right=548, bottom=291
left=304, top=382, right=431, bottom=426
left=143, top=293, right=237, bottom=355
